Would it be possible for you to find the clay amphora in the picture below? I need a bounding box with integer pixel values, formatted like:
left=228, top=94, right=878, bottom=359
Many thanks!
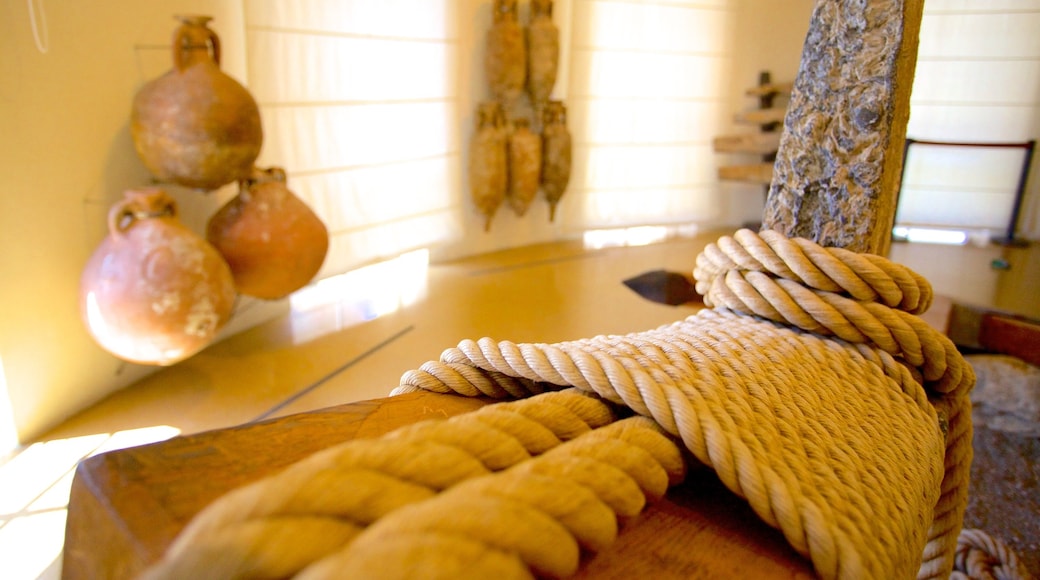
left=207, top=167, right=329, bottom=300
left=541, top=101, right=572, bottom=222
left=470, top=102, right=508, bottom=231
left=507, top=118, right=542, bottom=217
left=485, top=0, right=526, bottom=105
left=131, top=15, right=263, bottom=191
left=526, top=0, right=560, bottom=108
left=80, top=188, right=237, bottom=365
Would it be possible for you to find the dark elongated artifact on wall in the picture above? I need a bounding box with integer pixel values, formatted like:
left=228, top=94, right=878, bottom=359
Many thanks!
left=507, top=118, right=542, bottom=217
left=131, top=15, right=263, bottom=191
left=470, top=102, right=509, bottom=231
left=526, top=0, right=560, bottom=109
left=485, top=0, right=526, bottom=105
left=80, top=188, right=236, bottom=366
left=541, top=100, right=572, bottom=222
left=207, top=167, right=329, bottom=300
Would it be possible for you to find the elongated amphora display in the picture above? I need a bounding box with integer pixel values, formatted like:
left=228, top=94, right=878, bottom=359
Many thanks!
left=131, top=15, right=263, bottom=190
left=207, top=167, right=329, bottom=300
left=470, top=102, right=508, bottom=231
left=541, top=101, right=572, bottom=222
left=485, top=0, right=526, bottom=105
left=507, top=118, right=542, bottom=217
left=526, top=0, right=560, bottom=109
left=80, top=188, right=236, bottom=366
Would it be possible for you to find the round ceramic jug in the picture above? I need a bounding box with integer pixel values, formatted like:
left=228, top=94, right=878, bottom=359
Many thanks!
left=80, top=188, right=237, bottom=365
left=207, top=167, right=329, bottom=300
left=131, top=15, right=263, bottom=190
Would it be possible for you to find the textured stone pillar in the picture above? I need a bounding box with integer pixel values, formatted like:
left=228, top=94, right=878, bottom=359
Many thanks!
left=762, top=0, right=924, bottom=255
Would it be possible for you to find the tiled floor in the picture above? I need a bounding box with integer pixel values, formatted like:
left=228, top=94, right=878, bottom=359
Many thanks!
left=2, top=227, right=1038, bottom=579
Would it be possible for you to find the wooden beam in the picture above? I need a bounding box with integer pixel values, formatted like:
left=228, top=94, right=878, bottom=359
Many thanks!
left=762, top=0, right=924, bottom=254
left=734, top=107, right=787, bottom=126
left=719, top=163, right=774, bottom=185
left=746, top=81, right=793, bottom=97
left=713, top=133, right=782, bottom=155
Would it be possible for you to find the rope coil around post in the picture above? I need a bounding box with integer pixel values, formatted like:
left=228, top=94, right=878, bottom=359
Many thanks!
left=393, top=229, right=985, bottom=579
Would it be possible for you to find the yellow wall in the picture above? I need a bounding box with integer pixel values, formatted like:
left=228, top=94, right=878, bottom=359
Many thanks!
left=0, top=0, right=259, bottom=450
left=0, top=0, right=816, bottom=451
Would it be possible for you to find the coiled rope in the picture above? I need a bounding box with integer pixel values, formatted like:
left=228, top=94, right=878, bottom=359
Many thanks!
left=392, top=229, right=1024, bottom=579
left=146, top=229, right=1029, bottom=579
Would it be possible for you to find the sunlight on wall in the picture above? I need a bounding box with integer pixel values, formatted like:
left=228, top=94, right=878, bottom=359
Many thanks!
left=892, top=226, right=969, bottom=246
left=0, top=358, right=17, bottom=453
left=288, top=250, right=430, bottom=345
left=582, top=224, right=701, bottom=250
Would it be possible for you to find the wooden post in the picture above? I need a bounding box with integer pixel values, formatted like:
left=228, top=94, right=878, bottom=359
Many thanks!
left=762, top=0, right=925, bottom=255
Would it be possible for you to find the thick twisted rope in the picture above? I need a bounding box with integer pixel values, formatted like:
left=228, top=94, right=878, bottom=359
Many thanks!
left=141, top=390, right=621, bottom=579
left=393, top=229, right=983, bottom=579
left=951, top=528, right=1032, bottom=580
left=294, top=416, right=686, bottom=579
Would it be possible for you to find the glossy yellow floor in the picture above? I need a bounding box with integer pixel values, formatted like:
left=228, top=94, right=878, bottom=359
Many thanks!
left=2, top=227, right=1038, bottom=579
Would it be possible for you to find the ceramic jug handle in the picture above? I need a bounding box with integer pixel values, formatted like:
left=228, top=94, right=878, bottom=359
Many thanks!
left=107, top=195, right=177, bottom=241
left=173, top=25, right=221, bottom=71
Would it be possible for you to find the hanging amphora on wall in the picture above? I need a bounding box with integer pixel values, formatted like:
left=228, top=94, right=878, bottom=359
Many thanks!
left=80, top=188, right=237, bottom=366
left=131, top=15, right=263, bottom=191
left=541, top=100, right=572, bottom=222
left=507, top=118, right=542, bottom=217
left=470, top=102, right=508, bottom=231
left=485, top=0, right=526, bottom=105
left=207, top=167, right=329, bottom=300
left=526, top=0, right=559, bottom=110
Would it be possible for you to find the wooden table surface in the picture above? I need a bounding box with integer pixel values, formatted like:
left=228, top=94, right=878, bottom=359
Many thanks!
left=62, top=391, right=814, bottom=579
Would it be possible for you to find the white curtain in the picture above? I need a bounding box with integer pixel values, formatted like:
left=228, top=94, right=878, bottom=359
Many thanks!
left=243, top=0, right=460, bottom=277
left=565, top=0, right=734, bottom=228
left=902, top=1, right=1040, bottom=239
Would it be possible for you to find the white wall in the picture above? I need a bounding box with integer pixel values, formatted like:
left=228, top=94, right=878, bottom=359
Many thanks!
left=722, top=0, right=816, bottom=226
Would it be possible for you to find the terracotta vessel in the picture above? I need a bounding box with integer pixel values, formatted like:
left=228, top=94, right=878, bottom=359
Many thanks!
left=470, top=102, right=508, bottom=231
left=507, top=118, right=542, bottom=217
left=80, top=188, right=237, bottom=365
left=485, top=0, right=526, bottom=105
left=207, top=167, right=329, bottom=300
left=526, top=0, right=560, bottom=108
left=131, top=15, right=263, bottom=190
left=541, top=100, right=572, bottom=221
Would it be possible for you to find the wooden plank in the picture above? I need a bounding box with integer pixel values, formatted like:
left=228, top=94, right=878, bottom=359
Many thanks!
left=63, top=391, right=812, bottom=578
left=713, top=132, right=782, bottom=155
left=62, top=393, right=491, bottom=579
left=762, top=0, right=925, bottom=255
left=719, top=163, right=774, bottom=185
left=746, top=81, right=794, bottom=97
left=734, top=107, right=787, bottom=125
left=947, top=302, right=1040, bottom=367
left=980, top=315, right=1040, bottom=367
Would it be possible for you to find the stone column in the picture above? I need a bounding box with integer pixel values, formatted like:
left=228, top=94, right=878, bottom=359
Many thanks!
left=762, top=0, right=924, bottom=255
